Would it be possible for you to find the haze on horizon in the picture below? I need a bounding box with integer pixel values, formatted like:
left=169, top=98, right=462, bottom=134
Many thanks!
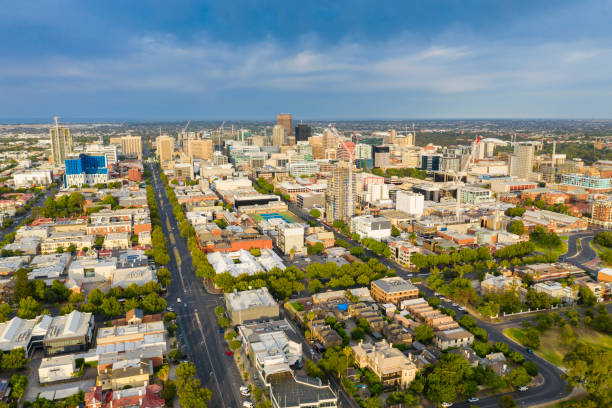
left=1, top=0, right=612, bottom=120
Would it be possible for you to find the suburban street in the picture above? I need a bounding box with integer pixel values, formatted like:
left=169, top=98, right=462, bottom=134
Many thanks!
left=146, top=153, right=243, bottom=408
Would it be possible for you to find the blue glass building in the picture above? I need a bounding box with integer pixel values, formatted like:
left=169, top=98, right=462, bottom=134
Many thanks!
left=64, top=154, right=108, bottom=187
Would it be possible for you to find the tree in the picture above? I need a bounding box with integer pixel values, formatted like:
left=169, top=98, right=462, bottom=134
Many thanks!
left=157, top=268, right=172, bottom=287
left=414, top=324, right=434, bottom=343
left=309, top=209, right=321, bottom=218
left=506, top=367, right=531, bottom=387
left=579, top=286, right=597, bottom=306
left=305, top=359, right=325, bottom=382
left=427, top=297, right=441, bottom=308
left=100, top=297, right=123, bottom=317
left=9, top=375, right=27, bottom=399
left=157, top=365, right=170, bottom=382
left=308, top=279, right=324, bottom=293
left=17, top=296, right=40, bottom=319
left=509, top=220, right=525, bottom=236
left=498, top=395, right=517, bottom=408
left=13, top=269, right=32, bottom=301
left=1, top=348, right=27, bottom=370
left=391, top=225, right=401, bottom=237
left=124, top=297, right=140, bottom=312
left=175, top=362, right=212, bottom=408
left=142, top=293, right=167, bottom=314
left=307, top=242, right=325, bottom=255
left=0, top=304, right=12, bottom=323
left=229, top=340, right=242, bottom=351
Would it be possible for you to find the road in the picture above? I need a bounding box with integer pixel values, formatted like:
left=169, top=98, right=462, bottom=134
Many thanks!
left=147, top=155, right=243, bottom=408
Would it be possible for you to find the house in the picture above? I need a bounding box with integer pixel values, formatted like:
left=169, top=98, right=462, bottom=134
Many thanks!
left=309, top=320, right=343, bottom=349
left=85, top=384, right=164, bottom=408
left=434, top=328, right=474, bottom=350
left=98, top=359, right=153, bottom=391
left=352, top=339, right=417, bottom=389
left=383, top=323, right=412, bottom=346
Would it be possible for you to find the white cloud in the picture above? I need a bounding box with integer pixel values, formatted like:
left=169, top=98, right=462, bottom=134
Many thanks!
left=1, top=33, right=611, bottom=97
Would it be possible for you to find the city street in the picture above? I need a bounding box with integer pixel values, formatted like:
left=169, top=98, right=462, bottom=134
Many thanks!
left=147, top=155, right=244, bottom=408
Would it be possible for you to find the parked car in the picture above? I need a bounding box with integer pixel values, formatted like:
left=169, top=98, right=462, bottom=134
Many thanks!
left=441, top=403, right=454, bottom=407
left=177, top=297, right=182, bottom=303
left=468, top=397, right=479, bottom=402
left=519, top=386, right=529, bottom=392
left=526, top=348, right=534, bottom=354
left=225, top=350, right=234, bottom=356
left=243, top=402, right=254, bottom=408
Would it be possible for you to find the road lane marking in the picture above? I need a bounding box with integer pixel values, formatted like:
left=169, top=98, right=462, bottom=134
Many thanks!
left=193, top=311, right=227, bottom=408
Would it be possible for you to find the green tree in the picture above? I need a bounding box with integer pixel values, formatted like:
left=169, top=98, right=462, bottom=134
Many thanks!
left=308, top=279, right=324, bottom=293
left=12, top=269, right=32, bottom=301
left=175, top=362, right=212, bottom=408
left=414, top=324, right=434, bottom=343
left=506, top=367, right=531, bottom=387
left=309, top=209, right=321, bottom=218
left=1, top=348, right=27, bottom=370
left=509, top=220, right=525, bottom=235
left=498, top=395, right=517, bottom=408
left=157, top=267, right=172, bottom=287
left=100, top=297, right=123, bottom=317
left=0, top=304, right=12, bottom=323
left=17, top=296, right=40, bottom=319
left=391, top=225, right=401, bottom=237
left=9, top=374, right=27, bottom=399
left=142, top=293, right=167, bottom=314
left=578, top=286, right=597, bottom=306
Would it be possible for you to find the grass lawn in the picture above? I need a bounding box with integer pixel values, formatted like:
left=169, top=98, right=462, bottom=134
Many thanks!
left=504, top=326, right=612, bottom=367
left=534, top=240, right=567, bottom=258
left=590, top=241, right=611, bottom=266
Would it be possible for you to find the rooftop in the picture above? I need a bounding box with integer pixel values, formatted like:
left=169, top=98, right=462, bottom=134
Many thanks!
left=226, top=287, right=278, bottom=311
left=372, top=277, right=417, bottom=293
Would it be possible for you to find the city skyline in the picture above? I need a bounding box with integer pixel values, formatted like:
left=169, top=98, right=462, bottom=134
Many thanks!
left=2, top=1, right=612, bottom=120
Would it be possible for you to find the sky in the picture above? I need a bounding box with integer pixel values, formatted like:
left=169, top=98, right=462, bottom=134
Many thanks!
left=1, top=0, right=612, bottom=121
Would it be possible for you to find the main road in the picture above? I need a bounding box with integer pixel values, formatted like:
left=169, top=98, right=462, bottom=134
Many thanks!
left=147, top=155, right=243, bottom=408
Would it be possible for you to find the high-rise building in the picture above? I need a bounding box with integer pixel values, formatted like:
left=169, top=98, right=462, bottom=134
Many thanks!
left=64, top=154, right=108, bottom=187
left=337, top=141, right=355, bottom=161
left=511, top=144, right=534, bottom=180
left=592, top=198, right=612, bottom=228
left=86, top=144, right=118, bottom=165
left=272, top=125, right=286, bottom=147
left=276, top=113, right=293, bottom=136
left=322, top=128, right=338, bottom=149
left=295, top=124, right=312, bottom=142
left=373, top=145, right=390, bottom=167
left=50, top=117, right=73, bottom=165
left=396, top=191, right=424, bottom=217
left=187, top=139, right=213, bottom=161
left=120, top=136, right=143, bottom=158
left=238, top=128, right=252, bottom=143
left=156, top=136, right=175, bottom=162
left=325, top=161, right=356, bottom=222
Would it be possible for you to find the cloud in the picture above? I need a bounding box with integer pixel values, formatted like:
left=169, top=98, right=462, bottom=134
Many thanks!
left=1, top=31, right=612, bottom=101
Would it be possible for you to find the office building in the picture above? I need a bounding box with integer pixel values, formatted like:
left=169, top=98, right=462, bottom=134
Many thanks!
left=354, top=143, right=373, bottom=160
left=272, top=125, right=287, bottom=147
left=350, top=215, right=392, bottom=240
left=64, top=154, right=108, bottom=187
left=187, top=138, right=213, bottom=160
left=277, top=224, right=305, bottom=256
left=13, top=170, right=53, bottom=188
left=50, top=117, right=73, bottom=165
left=459, top=186, right=494, bottom=204
left=276, top=113, right=293, bottom=136
left=370, top=277, right=419, bottom=306
left=156, top=136, right=174, bottom=162
left=396, top=191, right=424, bottom=217
left=225, top=288, right=279, bottom=325
left=511, top=144, right=534, bottom=180
left=295, top=123, right=312, bottom=142
left=560, top=173, right=611, bottom=191
left=420, top=154, right=442, bottom=171
left=86, top=144, right=118, bottom=165
left=325, top=161, right=356, bottom=222
left=120, top=136, right=143, bottom=158
left=373, top=145, right=390, bottom=167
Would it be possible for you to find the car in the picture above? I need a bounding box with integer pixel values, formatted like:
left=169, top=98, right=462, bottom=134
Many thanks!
left=176, top=298, right=182, bottom=303
left=166, top=306, right=174, bottom=312
left=451, top=303, right=458, bottom=307
left=243, top=402, right=255, bottom=408
left=225, top=350, right=234, bottom=356
left=468, top=397, right=479, bottom=402
left=184, top=302, right=188, bottom=308
left=240, top=389, right=251, bottom=397
left=458, top=307, right=466, bottom=311
left=518, top=386, right=529, bottom=392
left=240, top=386, right=249, bottom=393
left=441, top=403, right=453, bottom=407
left=526, top=348, right=534, bottom=354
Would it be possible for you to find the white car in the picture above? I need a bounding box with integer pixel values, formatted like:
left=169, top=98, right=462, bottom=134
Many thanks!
left=177, top=298, right=182, bottom=303
left=451, top=302, right=458, bottom=307
left=441, top=403, right=453, bottom=407
left=518, top=386, right=529, bottom=392
left=458, top=307, right=466, bottom=311
left=468, top=397, right=479, bottom=402
left=243, top=401, right=255, bottom=408
left=240, top=386, right=250, bottom=397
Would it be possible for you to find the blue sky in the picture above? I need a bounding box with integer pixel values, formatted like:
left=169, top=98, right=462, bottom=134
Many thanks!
left=1, top=0, right=612, bottom=121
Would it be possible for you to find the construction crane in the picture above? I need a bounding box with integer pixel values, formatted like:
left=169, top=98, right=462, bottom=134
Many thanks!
left=182, top=120, right=191, bottom=134
left=454, top=136, right=482, bottom=220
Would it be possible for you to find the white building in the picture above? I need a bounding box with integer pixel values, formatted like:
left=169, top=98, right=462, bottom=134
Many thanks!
left=68, top=257, right=117, bottom=283
left=396, top=191, right=424, bottom=217
left=459, top=186, right=494, bottom=205
left=103, top=233, right=131, bottom=250
left=39, top=354, right=76, bottom=384
left=350, top=215, right=392, bottom=240
left=288, top=161, right=319, bottom=178
left=277, top=224, right=305, bottom=256
left=207, top=248, right=285, bottom=277
left=13, top=170, right=53, bottom=188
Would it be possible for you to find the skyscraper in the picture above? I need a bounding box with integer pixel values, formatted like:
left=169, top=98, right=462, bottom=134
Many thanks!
left=295, top=124, right=312, bottom=142
left=511, top=143, right=535, bottom=180
left=272, top=125, right=287, bottom=146
left=50, top=117, right=73, bottom=165
left=277, top=113, right=293, bottom=136
left=156, top=135, right=175, bottom=162
left=187, top=139, right=213, bottom=160
left=325, top=161, right=356, bottom=222
left=373, top=145, right=390, bottom=167
left=120, top=136, right=143, bottom=158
